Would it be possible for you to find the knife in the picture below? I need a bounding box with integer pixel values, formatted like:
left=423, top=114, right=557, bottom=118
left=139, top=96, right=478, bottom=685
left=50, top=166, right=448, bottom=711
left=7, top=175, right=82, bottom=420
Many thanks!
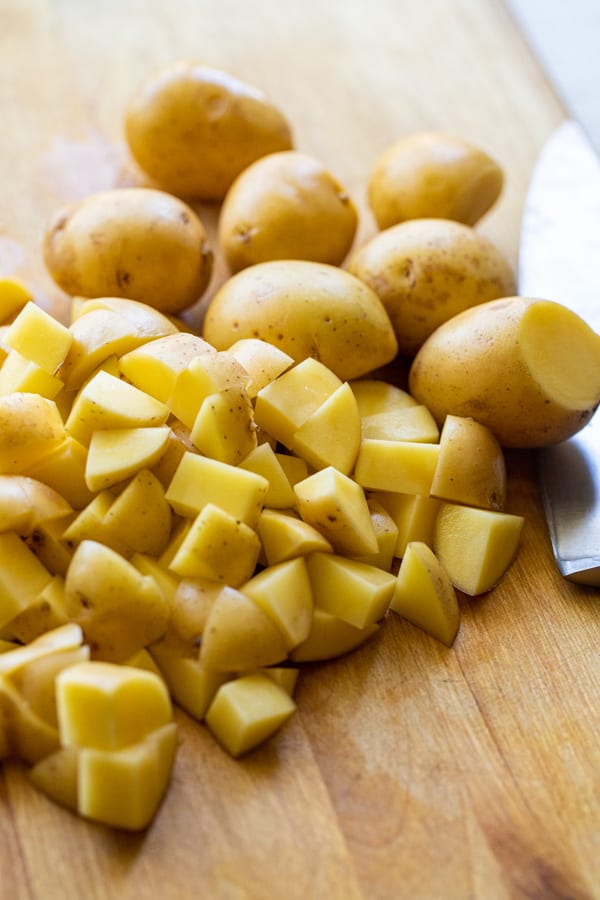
left=518, top=122, right=600, bottom=585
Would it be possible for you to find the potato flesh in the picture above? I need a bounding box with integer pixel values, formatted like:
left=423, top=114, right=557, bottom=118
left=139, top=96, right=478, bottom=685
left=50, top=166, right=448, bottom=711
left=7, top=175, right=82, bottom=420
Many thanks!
left=0, top=285, right=528, bottom=827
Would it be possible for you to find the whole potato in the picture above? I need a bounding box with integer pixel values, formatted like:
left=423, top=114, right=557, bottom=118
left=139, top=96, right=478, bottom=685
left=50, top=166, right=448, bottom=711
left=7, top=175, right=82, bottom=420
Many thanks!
left=219, top=151, right=358, bottom=272
left=348, top=218, right=516, bottom=356
left=368, top=131, right=504, bottom=230
left=408, top=296, right=600, bottom=448
left=202, top=260, right=398, bottom=381
left=43, top=188, right=213, bottom=315
left=125, top=62, right=294, bottom=201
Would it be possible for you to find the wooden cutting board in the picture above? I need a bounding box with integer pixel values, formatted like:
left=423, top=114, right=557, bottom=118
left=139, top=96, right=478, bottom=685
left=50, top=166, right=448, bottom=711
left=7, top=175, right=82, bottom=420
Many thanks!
left=1, top=2, right=598, bottom=898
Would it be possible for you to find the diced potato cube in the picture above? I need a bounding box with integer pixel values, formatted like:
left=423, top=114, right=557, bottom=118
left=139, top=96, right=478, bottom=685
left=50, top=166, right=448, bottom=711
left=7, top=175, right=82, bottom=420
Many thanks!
left=65, top=540, right=171, bottom=660
left=205, top=673, right=296, bottom=757
left=430, top=415, right=507, bottom=511
left=372, top=491, right=441, bottom=558
left=7, top=645, right=90, bottom=727
left=119, top=332, right=216, bottom=403
left=292, top=382, right=361, bottom=475
left=360, top=405, right=439, bottom=443
left=391, top=541, right=460, bottom=646
left=56, top=660, right=172, bottom=750
left=168, top=576, right=221, bottom=642
left=0, top=680, right=61, bottom=763
left=168, top=503, right=260, bottom=585
left=26, top=435, right=94, bottom=509
left=102, top=469, right=172, bottom=557
left=62, top=491, right=130, bottom=557
left=348, top=379, right=418, bottom=415
left=256, top=509, right=333, bottom=566
left=256, top=667, right=299, bottom=696
left=354, top=439, right=440, bottom=495
left=74, top=296, right=179, bottom=338
left=306, top=552, right=395, bottom=628
left=241, top=557, right=313, bottom=650
left=85, top=426, right=171, bottom=491
left=29, top=745, right=80, bottom=812
left=238, top=443, right=297, bottom=509
left=275, top=452, right=309, bottom=487
left=227, top=338, right=293, bottom=398
left=167, top=351, right=249, bottom=429
left=294, top=466, right=378, bottom=556
left=1, top=574, right=69, bottom=643
left=189, top=386, right=257, bottom=464
left=165, top=452, right=268, bottom=527
left=150, top=643, right=228, bottom=721
left=354, top=499, right=399, bottom=571
left=0, top=393, right=64, bottom=474
left=433, top=503, right=525, bottom=595
left=3, top=301, right=72, bottom=373
left=0, top=532, right=54, bottom=629
left=77, top=722, right=177, bottom=830
left=58, top=309, right=148, bottom=391
left=254, top=357, right=342, bottom=448
left=289, top=608, right=380, bottom=662
left=199, top=586, right=288, bottom=672
left=0, top=350, right=64, bottom=399
left=0, top=278, right=32, bottom=322
left=65, top=370, right=169, bottom=445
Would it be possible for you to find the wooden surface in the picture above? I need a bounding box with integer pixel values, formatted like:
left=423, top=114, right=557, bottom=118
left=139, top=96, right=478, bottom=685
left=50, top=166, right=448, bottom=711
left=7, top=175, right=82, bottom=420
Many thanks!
left=1, top=1, right=598, bottom=898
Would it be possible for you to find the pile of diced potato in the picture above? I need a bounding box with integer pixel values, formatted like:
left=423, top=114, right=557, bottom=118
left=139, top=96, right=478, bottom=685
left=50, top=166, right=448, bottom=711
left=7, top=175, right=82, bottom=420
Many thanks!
left=0, top=277, right=525, bottom=830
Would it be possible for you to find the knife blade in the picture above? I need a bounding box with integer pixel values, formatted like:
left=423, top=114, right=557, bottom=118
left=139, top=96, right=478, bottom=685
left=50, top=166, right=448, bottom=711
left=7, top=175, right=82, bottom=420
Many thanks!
left=518, top=120, right=600, bottom=585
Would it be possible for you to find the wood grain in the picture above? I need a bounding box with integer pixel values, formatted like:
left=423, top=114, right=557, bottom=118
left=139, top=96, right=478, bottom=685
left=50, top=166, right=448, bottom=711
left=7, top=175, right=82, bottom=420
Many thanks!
left=0, top=2, right=598, bottom=898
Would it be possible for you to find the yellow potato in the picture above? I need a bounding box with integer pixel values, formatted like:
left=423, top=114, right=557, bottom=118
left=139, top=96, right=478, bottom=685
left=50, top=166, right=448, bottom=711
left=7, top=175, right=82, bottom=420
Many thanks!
left=218, top=151, right=358, bottom=272
left=368, top=131, right=504, bottom=229
left=43, top=188, right=213, bottom=314
left=203, top=260, right=398, bottom=381
left=125, top=61, right=293, bottom=201
left=348, top=218, right=516, bottom=355
left=409, top=297, right=600, bottom=447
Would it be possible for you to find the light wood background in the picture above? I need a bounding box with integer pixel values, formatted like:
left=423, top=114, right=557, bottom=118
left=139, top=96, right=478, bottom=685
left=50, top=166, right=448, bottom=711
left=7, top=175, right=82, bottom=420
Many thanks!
left=1, top=2, right=598, bottom=899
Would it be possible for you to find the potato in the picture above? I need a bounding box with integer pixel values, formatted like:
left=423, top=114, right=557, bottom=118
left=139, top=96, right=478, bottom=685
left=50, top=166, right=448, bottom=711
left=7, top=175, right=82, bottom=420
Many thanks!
left=218, top=151, right=358, bottom=272
left=367, top=131, right=504, bottom=229
left=348, top=218, right=516, bottom=355
left=203, top=260, right=398, bottom=380
left=430, top=415, right=506, bottom=511
left=124, top=61, right=293, bottom=201
left=43, top=188, right=213, bottom=315
left=409, top=297, right=600, bottom=447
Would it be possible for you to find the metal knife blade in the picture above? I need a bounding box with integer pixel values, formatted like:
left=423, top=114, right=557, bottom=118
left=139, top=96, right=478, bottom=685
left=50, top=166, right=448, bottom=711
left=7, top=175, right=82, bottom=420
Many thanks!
left=519, top=120, right=600, bottom=585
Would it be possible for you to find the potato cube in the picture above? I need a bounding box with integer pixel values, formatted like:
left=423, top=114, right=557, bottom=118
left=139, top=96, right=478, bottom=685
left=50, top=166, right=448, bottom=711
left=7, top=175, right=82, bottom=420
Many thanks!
left=3, top=301, right=72, bottom=373
left=189, top=386, right=257, bottom=464
left=391, top=541, right=460, bottom=646
left=0, top=532, right=54, bottom=629
left=56, top=660, right=172, bottom=750
left=354, top=439, right=440, bottom=495
left=373, top=491, right=441, bottom=558
left=227, top=338, right=293, bottom=398
left=165, top=452, right=268, bottom=527
left=85, top=426, right=171, bottom=492
left=28, top=745, right=80, bottom=812
left=360, top=405, right=439, bottom=443
left=199, top=586, right=288, bottom=672
left=150, top=643, right=229, bottom=721
left=168, top=503, right=260, bottom=585
left=65, top=370, right=169, bottom=445
left=26, top=435, right=94, bottom=509
left=354, top=500, right=399, bottom=570
left=294, top=466, right=378, bottom=556
left=238, top=443, right=297, bottom=509
left=433, top=502, right=525, bottom=595
left=349, top=379, right=418, bottom=415
left=77, top=722, right=177, bottom=830
left=289, top=608, right=380, bottom=662
left=205, top=673, right=296, bottom=757
left=254, top=357, right=342, bottom=448
left=0, top=393, right=64, bottom=474
left=102, top=469, right=172, bottom=557
left=256, top=508, right=333, bottom=567
left=306, top=552, right=395, bottom=628
left=0, top=350, right=64, bottom=399
left=256, top=667, right=299, bottom=696
left=119, top=332, right=216, bottom=403
left=275, top=452, right=309, bottom=487
left=292, top=382, right=361, bottom=475
left=241, top=557, right=313, bottom=650
left=167, top=351, right=249, bottom=429
left=0, top=680, right=61, bottom=763
left=58, top=309, right=148, bottom=391
left=1, top=574, right=69, bottom=643
left=430, top=414, right=507, bottom=511
left=65, top=540, right=170, bottom=660
left=0, top=278, right=31, bottom=322
left=168, top=576, right=222, bottom=642
left=74, top=296, right=179, bottom=338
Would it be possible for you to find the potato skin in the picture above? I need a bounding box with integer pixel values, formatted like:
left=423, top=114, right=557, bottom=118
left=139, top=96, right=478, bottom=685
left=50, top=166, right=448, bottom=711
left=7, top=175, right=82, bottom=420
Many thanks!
left=408, top=296, right=599, bottom=448
left=368, top=131, right=504, bottom=230
left=348, top=218, right=516, bottom=356
left=125, top=62, right=293, bottom=201
left=218, top=151, right=358, bottom=272
left=202, top=260, right=398, bottom=381
left=43, top=188, right=213, bottom=315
